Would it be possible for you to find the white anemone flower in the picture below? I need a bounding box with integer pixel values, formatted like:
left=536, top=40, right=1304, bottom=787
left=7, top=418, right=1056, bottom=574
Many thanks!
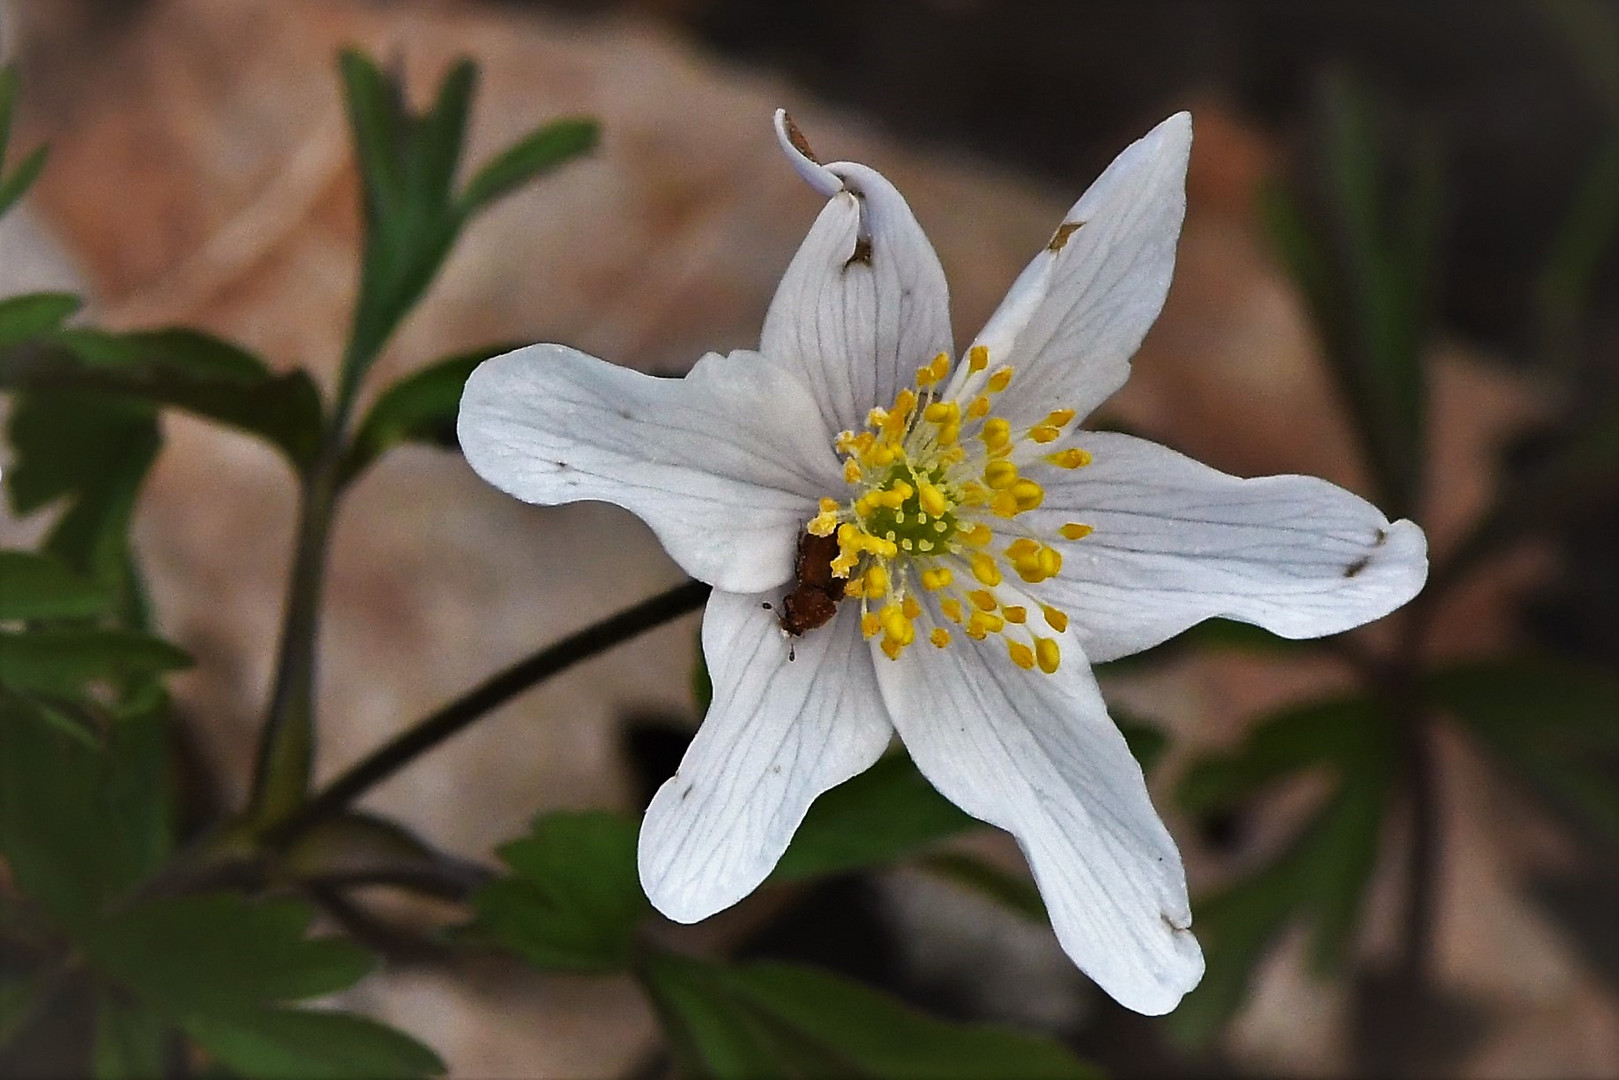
left=457, top=109, right=1428, bottom=1015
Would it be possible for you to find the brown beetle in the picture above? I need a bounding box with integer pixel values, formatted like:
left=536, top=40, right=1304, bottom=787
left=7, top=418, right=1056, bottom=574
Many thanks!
left=777, top=531, right=847, bottom=636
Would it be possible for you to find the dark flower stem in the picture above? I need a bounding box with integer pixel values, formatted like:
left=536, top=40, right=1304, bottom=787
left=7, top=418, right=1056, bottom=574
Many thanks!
left=265, top=578, right=711, bottom=848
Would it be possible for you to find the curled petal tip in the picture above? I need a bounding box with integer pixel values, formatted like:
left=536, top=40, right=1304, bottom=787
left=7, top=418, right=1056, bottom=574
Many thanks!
left=773, top=108, right=843, bottom=198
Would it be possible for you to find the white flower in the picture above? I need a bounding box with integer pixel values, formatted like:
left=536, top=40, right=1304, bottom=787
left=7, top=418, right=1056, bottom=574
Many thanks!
left=456, top=109, right=1428, bottom=1015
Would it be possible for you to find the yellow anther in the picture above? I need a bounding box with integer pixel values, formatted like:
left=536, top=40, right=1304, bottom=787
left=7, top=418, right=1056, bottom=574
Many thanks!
left=928, top=352, right=951, bottom=383
left=961, top=523, right=994, bottom=547
left=920, top=566, right=954, bottom=591
left=871, top=537, right=899, bottom=559
left=970, top=553, right=1003, bottom=586
left=879, top=604, right=913, bottom=645
left=1044, top=409, right=1076, bottom=427
left=1038, top=545, right=1062, bottom=577
left=881, top=637, right=904, bottom=661
left=843, top=578, right=865, bottom=598
left=1010, top=479, right=1045, bottom=512
left=923, top=401, right=956, bottom=423
left=1034, top=637, right=1061, bottom=674
left=990, top=492, right=1020, bottom=518
left=940, top=597, right=964, bottom=623
left=966, top=395, right=991, bottom=419
left=807, top=512, right=838, bottom=536
left=968, top=344, right=989, bottom=372
left=916, top=362, right=940, bottom=387
left=861, top=612, right=880, bottom=639
left=819, top=497, right=838, bottom=513
left=966, top=611, right=1004, bottom=639
left=893, top=389, right=917, bottom=417
left=937, top=423, right=960, bottom=446
left=1007, top=640, right=1036, bottom=669
left=968, top=589, right=998, bottom=612
left=843, top=458, right=862, bottom=483
left=1041, top=604, right=1069, bottom=632
left=918, top=483, right=948, bottom=517
left=869, top=443, right=897, bottom=466
left=1059, top=523, right=1094, bottom=540
left=1002, top=605, right=1027, bottom=624
left=1029, top=425, right=1061, bottom=443
left=1005, top=538, right=1040, bottom=559
left=981, top=418, right=1012, bottom=452
left=983, top=458, right=1019, bottom=489
left=987, top=367, right=1014, bottom=393
left=902, top=595, right=922, bottom=620
left=930, top=627, right=951, bottom=648
left=867, top=406, right=889, bottom=428
left=1047, top=448, right=1093, bottom=469
left=864, top=564, right=889, bottom=598
left=831, top=552, right=858, bottom=576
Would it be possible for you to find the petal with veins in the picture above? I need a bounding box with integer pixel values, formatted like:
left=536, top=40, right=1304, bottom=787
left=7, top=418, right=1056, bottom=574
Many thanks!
left=873, top=591, right=1203, bottom=1016
left=1027, top=431, right=1429, bottom=662
left=762, top=156, right=954, bottom=435
left=640, top=591, right=893, bottom=923
left=458, top=344, right=842, bottom=593
left=963, top=112, right=1191, bottom=424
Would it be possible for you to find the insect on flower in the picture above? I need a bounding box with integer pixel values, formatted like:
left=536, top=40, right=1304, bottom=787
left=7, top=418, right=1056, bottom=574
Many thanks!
left=457, top=108, right=1428, bottom=1014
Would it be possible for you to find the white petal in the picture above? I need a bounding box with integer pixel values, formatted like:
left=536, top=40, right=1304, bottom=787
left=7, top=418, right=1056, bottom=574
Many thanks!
left=956, top=113, right=1191, bottom=422
left=872, top=600, right=1203, bottom=1015
left=458, top=344, right=843, bottom=593
left=763, top=146, right=954, bottom=434
left=639, top=590, right=894, bottom=923
left=1029, top=431, right=1429, bottom=662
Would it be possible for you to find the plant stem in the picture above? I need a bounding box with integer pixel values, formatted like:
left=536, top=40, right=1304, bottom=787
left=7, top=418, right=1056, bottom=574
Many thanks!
left=1398, top=710, right=1440, bottom=988
left=265, top=578, right=711, bottom=847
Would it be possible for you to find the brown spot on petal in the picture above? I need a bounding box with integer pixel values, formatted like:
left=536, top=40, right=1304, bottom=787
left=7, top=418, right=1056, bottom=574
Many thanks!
left=1048, top=220, right=1083, bottom=252
left=781, top=111, right=821, bottom=165
left=844, top=235, right=872, bottom=269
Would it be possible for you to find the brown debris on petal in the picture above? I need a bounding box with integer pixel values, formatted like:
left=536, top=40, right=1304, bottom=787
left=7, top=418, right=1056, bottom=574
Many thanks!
left=1047, top=220, right=1083, bottom=253
left=780, top=110, right=822, bottom=165
left=844, top=235, right=873, bottom=268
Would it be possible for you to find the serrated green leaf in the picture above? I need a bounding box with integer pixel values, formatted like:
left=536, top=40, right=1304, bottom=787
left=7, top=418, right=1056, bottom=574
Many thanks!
left=771, top=752, right=976, bottom=882
left=1429, top=657, right=1619, bottom=843
left=468, top=811, right=646, bottom=972
left=639, top=953, right=1094, bottom=1079
left=460, top=118, right=598, bottom=213
left=4, top=390, right=160, bottom=587
left=0, top=628, right=191, bottom=694
left=3, top=330, right=325, bottom=470
left=85, top=895, right=375, bottom=1014
left=0, top=691, right=171, bottom=925
left=1176, top=695, right=1393, bottom=816
left=340, top=344, right=517, bottom=484
left=0, top=293, right=80, bottom=349
left=413, top=59, right=476, bottom=206
left=182, top=1008, right=443, bottom=1080
left=0, top=550, right=111, bottom=620
left=1170, top=772, right=1392, bottom=1047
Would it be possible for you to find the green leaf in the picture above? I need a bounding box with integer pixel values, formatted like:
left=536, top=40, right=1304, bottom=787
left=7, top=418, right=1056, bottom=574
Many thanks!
left=0, top=628, right=191, bottom=694
left=413, top=59, right=476, bottom=209
left=771, top=752, right=976, bottom=882
left=1092, top=616, right=1309, bottom=675
left=0, top=691, right=172, bottom=925
left=639, top=953, right=1094, bottom=1079
left=181, top=1008, right=443, bottom=1080
left=84, top=895, right=374, bottom=1014
left=93, top=992, right=171, bottom=1080
left=1170, top=695, right=1399, bottom=1045
left=1429, top=657, right=1619, bottom=844
left=3, top=329, right=325, bottom=470
left=460, top=118, right=599, bottom=213
left=0, top=550, right=112, bottom=620
left=468, top=811, right=646, bottom=972
left=340, top=344, right=518, bottom=484
left=0, top=144, right=47, bottom=218
left=4, top=391, right=160, bottom=586
left=0, top=293, right=80, bottom=349
left=1262, top=74, right=1441, bottom=518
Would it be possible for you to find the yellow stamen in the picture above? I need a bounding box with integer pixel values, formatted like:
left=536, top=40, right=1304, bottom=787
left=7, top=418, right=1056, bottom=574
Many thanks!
left=1041, top=605, right=1069, bottom=632
left=920, top=567, right=954, bottom=591
left=970, top=553, right=1002, bottom=586
left=968, top=344, right=989, bottom=372
left=1059, top=523, right=1093, bottom=540
left=1002, top=605, right=1027, bottom=624
left=987, top=367, right=1014, bottom=393
left=1047, top=448, right=1092, bottom=469
left=861, top=612, right=880, bottom=639
left=940, top=597, right=964, bottom=623
left=967, top=589, right=998, bottom=612
left=930, top=627, right=950, bottom=648
left=966, top=395, right=991, bottom=419
left=1034, top=637, right=1061, bottom=674
left=864, top=564, right=889, bottom=598
left=1007, top=640, right=1035, bottom=669
left=983, top=459, right=1019, bottom=489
